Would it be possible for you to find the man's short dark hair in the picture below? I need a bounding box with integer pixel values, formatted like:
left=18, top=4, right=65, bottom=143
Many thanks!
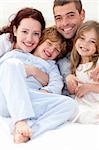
left=53, top=0, right=82, bottom=14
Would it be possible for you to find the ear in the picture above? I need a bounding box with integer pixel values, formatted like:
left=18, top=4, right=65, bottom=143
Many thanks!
left=80, top=9, right=85, bottom=21
left=13, top=26, right=17, bottom=36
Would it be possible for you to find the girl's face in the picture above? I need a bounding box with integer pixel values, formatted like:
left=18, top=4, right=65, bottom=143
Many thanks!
left=33, top=39, right=61, bottom=60
left=75, top=29, right=97, bottom=63
left=13, top=18, right=42, bottom=52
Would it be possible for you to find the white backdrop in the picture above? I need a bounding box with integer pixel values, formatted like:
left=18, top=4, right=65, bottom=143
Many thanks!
left=0, top=0, right=99, bottom=27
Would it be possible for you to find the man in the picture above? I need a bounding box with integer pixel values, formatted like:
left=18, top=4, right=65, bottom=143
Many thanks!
left=53, top=0, right=85, bottom=95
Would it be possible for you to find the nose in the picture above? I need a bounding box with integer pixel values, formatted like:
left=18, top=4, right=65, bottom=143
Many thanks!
left=62, top=16, right=69, bottom=26
left=49, top=46, right=54, bottom=53
left=26, top=34, right=33, bottom=42
left=83, top=40, right=89, bottom=47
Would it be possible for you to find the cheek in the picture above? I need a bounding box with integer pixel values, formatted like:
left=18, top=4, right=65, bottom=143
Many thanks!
left=52, top=53, right=58, bottom=59
left=34, top=38, right=40, bottom=46
left=56, top=21, right=61, bottom=28
left=75, top=41, right=79, bottom=49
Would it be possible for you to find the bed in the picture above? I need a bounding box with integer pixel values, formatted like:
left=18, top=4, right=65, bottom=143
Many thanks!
left=0, top=116, right=99, bottom=150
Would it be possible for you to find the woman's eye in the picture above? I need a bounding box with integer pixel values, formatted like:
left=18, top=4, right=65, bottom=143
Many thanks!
left=34, top=32, right=40, bottom=36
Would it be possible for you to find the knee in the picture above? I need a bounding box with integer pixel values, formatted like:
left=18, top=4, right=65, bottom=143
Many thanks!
left=0, top=58, right=25, bottom=77
left=64, top=97, right=79, bottom=116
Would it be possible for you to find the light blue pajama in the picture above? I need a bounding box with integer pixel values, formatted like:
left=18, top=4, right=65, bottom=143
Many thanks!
left=0, top=50, right=78, bottom=138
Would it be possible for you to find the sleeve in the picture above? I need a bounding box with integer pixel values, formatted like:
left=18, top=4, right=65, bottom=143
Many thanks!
left=0, top=33, right=12, bottom=57
left=41, top=62, right=63, bottom=94
left=57, top=53, right=71, bottom=83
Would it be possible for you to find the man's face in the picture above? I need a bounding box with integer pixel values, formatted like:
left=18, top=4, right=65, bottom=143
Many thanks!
left=54, top=2, right=85, bottom=39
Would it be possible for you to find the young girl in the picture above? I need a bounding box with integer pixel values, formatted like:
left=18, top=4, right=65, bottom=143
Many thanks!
left=0, top=26, right=78, bottom=143
left=67, top=20, right=99, bottom=124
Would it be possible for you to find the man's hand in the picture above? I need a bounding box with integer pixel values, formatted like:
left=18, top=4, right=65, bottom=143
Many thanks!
left=90, top=66, right=99, bottom=82
left=66, top=74, right=78, bottom=94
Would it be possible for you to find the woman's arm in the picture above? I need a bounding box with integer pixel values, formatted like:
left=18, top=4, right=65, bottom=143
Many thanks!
left=24, top=64, right=49, bottom=86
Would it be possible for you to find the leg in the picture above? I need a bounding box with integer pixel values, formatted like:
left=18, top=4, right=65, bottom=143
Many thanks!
left=0, top=58, right=35, bottom=122
left=0, top=58, right=35, bottom=143
left=28, top=91, right=78, bottom=138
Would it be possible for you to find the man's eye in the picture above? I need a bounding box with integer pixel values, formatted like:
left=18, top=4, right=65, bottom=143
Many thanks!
left=22, top=31, right=27, bottom=33
left=91, top=40, right=96, bottom=44
left=55, top=17, right=62, bottom=21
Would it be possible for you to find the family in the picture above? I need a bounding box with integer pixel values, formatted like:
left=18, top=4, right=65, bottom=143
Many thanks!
left=0, top=0, right=99, bottom=144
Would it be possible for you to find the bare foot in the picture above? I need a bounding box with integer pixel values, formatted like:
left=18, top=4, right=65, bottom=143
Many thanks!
left=13, top=120, right=32, bottom=144
left=13, top=132, right=30, bottom=144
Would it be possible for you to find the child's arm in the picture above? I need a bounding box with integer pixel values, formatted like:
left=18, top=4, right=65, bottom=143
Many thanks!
left=24, top=64, right=49, bottom=86
left=90, top=65, right=99, bottom=82
left=66, top=74, right=78, bottom=94
left=40, top=63, right=63, bottom=94
left=75, top=83, right=99, bottom=98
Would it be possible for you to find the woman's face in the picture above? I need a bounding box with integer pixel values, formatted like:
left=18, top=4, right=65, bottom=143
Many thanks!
left=13, top=18, right=42, bottom=52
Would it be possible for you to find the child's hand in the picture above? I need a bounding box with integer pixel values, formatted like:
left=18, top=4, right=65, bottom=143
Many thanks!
left=40, top=90, right=49, bottom=93
left=24, top=64, right=49, bottom=86
left=90, top=66, right=99, bottom=82
left=66, top=74, right=78, bottom=94
left=75, top=83, right=91, bottom=98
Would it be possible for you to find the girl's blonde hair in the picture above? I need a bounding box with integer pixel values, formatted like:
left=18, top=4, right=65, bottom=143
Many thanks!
left=38, top=26, right=67, bottom=60
left=71, top=20, right=99, bottom=74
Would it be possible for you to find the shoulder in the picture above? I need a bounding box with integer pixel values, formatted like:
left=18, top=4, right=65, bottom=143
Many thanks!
left=0, top=33, right=12, bottom=56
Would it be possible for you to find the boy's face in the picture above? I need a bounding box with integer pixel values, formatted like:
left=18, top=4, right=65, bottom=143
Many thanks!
left=13, top=18, right=41, bottom=52
left=53, top=2, right=85, bottom=39
left=34, top=39, right=61, bottom=60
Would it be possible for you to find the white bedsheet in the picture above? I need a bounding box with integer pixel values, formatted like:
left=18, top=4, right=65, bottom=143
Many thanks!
left=0, top=116, right=99, bottom=150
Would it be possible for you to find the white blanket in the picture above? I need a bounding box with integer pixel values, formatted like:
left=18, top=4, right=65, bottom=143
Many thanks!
left=0, top=116, right=99, bottom=150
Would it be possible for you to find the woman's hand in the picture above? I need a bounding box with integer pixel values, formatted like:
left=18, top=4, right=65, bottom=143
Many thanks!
left=24, top=64, right=49, bottom=86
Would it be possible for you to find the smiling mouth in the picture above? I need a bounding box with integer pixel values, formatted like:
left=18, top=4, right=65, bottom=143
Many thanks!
left=44, top=50, right=51, bottom=57
left=24, top=42, right=34, bottom=47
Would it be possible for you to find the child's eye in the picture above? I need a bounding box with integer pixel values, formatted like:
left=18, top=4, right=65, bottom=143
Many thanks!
left=47, top=41, right=52, bottom=46
left=55, top=48, right=60, bottom=54
left=79, top=36, right=84, bottom=40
